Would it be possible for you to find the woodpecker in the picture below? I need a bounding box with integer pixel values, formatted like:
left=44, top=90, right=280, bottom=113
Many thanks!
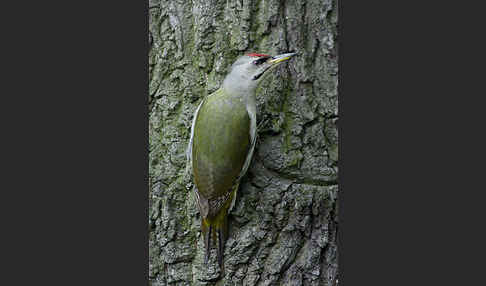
left=187, top=52, right=297, bottom=269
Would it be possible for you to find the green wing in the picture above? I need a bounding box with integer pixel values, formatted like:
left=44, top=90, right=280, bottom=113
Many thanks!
left=192, top=89, right=250, bottom=200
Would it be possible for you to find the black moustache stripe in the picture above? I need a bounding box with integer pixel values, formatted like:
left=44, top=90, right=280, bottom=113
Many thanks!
left=252, top=66, right=270, bottom=80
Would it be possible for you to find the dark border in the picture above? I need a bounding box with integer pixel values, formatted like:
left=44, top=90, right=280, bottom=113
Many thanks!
left=2, top=1, right=150, bottom=285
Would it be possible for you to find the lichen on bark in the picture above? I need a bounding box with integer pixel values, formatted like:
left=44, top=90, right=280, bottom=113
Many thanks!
left=149, top=0, right=338, bottom=285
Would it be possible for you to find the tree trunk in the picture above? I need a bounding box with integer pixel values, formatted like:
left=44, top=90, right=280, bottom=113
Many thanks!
left=149, top=0, right=338, bottom=285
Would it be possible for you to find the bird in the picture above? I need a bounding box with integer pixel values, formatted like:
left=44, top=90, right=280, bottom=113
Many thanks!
left=186, top=52, right=297, bottom=270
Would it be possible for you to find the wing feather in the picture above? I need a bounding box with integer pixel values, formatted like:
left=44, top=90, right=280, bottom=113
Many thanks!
left=192, top=90, right=251, bottom=202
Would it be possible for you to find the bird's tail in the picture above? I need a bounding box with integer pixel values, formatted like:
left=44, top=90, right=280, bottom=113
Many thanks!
left=201, top=208, right=229, bottom=272
left=201, top=185, right=239, bottom=273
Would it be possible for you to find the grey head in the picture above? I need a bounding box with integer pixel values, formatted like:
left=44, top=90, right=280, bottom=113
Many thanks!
left=222, top=52, right=297, bottom=96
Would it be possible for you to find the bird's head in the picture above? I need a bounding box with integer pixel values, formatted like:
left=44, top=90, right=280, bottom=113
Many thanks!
left=222, top=52, right=297, bottom=95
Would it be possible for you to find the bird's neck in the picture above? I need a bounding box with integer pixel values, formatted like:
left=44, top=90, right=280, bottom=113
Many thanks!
left=221, top=74, right=257, bottom=100
left=219, top=85, right=256, bottom=109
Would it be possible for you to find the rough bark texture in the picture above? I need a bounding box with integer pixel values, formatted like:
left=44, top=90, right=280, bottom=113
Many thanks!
left=149, top=0, right=338, bottom=285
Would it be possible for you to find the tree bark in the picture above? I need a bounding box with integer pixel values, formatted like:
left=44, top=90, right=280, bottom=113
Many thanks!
left=149, top=0, right=339, bottom=285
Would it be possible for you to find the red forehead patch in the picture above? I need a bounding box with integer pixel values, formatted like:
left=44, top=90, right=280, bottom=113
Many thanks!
left=246, top=53, right=270, bottom=57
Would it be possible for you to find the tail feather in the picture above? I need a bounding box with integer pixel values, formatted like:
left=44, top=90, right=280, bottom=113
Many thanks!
left=203, top=222, right=211, bottom=264
left=201, top=212, right=229, bottom=272
left=217, top=215, right=228, bottom=272
left=199, top=186, right=236, bottom=271
left=217, top=228, right=223, bottom=267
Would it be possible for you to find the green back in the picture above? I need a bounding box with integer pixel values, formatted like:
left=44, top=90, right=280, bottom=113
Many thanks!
left=192, top=89, right=250, bottom=199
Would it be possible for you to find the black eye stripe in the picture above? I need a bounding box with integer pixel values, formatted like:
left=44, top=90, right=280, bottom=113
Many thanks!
left=253, top=57, right=269, bottom=65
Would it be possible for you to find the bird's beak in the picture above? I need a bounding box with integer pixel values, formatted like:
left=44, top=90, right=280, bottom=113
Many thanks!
left=268, top=52, right=297, bottom=65
left=252, top=52, right=297, bottom=81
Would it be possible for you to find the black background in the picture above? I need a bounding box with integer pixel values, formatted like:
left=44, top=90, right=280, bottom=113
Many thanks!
left=0, top=0, right=484, bottom=284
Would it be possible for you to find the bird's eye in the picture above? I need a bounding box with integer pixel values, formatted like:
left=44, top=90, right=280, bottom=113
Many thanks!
left=253, top=57, right=268, bottom=65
